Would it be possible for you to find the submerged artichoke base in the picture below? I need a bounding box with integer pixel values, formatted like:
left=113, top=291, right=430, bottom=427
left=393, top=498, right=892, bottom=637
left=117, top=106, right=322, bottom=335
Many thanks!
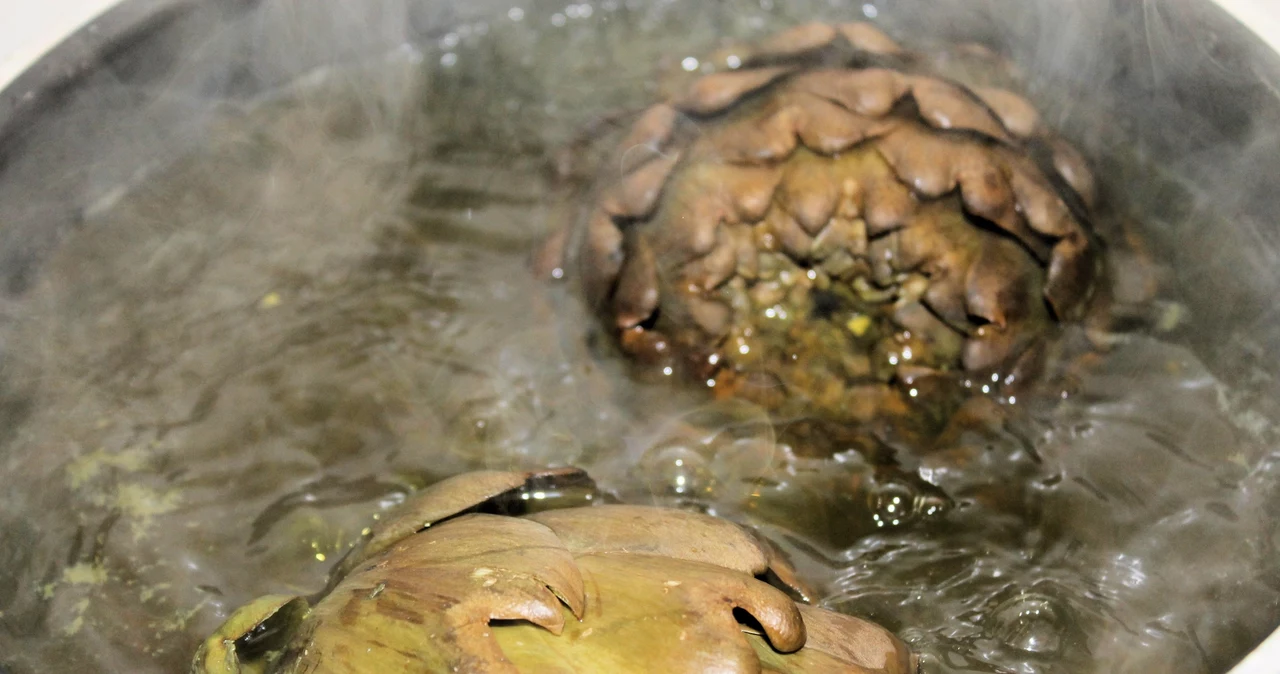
left=562, top=22, right=1103, bottom=431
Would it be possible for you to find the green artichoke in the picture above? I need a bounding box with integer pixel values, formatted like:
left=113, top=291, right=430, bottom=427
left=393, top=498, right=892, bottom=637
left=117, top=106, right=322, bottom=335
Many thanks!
left=192, top=468, right=915, bottom=673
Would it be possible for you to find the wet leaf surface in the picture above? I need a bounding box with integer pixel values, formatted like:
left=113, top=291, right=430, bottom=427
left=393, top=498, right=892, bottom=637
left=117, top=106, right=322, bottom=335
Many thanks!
left=197, top=470, right=913, bottom=674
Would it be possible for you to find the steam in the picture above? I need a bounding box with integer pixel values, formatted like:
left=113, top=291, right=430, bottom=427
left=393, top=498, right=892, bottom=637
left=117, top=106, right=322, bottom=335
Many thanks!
left=0, top=2, right=1278, bottom=674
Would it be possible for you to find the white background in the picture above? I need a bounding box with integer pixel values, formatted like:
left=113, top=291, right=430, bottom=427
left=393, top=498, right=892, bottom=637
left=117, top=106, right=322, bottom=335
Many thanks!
left=0, top=0, right=119, bottom=90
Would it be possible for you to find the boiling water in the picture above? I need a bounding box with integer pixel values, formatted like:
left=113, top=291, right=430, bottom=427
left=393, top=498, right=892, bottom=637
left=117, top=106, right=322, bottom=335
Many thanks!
left=0, top=2, right=1277, bottom=673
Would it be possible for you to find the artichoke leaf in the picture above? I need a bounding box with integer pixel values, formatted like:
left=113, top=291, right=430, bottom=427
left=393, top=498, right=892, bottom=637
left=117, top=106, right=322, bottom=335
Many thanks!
left=191, top=595, right=309, bottom=674
left=745, top=605, right=915, bottom=674
left=334, top=467, right=590, bottom=579
left=528, top=504, right=816, bottom=601
left=291, top=514, right=586, bottom=673
left=492, top=554, right=806, bottom=673
left=527, top=505, right=773, bottom=574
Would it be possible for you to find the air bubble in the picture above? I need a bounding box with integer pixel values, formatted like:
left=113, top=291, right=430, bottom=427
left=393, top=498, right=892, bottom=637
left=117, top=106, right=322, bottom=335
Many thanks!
left=638, top=445, right=713, bottom=497
left=869, top=481, right=917, bottom=526
left=992, top=593, right=1066, bottom=655
left=866, top=479, right=951, bottom=529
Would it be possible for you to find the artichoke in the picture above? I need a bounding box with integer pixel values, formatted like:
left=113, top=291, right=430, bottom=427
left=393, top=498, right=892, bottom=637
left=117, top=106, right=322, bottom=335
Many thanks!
left=554, top=22, right=1101, bottom=429
left=193, top=468, right=915, bottom=673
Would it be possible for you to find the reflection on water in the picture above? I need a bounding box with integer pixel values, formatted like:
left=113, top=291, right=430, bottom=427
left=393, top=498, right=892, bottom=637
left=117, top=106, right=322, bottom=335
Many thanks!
left=0, top=2, right=1277, bottom=673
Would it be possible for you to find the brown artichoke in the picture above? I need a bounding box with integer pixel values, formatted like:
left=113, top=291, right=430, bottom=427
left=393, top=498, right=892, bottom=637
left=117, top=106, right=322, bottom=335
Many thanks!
left=192, top=468, right=915, bottom=673
left=557, top=22, right=1100, bottom=427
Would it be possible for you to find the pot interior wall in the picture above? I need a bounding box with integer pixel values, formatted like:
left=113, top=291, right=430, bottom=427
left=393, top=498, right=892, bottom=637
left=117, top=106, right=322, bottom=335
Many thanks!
left=4, top=0, right=1279, bottom=397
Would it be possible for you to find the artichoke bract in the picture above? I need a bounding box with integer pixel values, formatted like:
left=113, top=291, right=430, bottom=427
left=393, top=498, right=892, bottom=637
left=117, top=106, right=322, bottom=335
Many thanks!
left=560, top=22, right=1100, bottom=426
left=193, top=468, right=915, bottom=673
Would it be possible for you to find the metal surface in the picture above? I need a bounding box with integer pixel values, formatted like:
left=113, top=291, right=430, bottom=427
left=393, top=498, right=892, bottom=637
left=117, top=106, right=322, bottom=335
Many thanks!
left=0, top=0, right=194, bottom=131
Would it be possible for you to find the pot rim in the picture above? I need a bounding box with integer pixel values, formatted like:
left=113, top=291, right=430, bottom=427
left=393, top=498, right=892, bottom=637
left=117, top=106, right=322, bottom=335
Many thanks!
left=0, top=0, right=196, bottom=143
left=0, top=1, right=120, bottom=94
left=1215, top=0, right=1280, bottom=53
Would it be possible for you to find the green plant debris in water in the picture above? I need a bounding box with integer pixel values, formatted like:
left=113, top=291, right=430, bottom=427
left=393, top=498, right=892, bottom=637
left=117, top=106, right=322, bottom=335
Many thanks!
left=65, top=448, right=152, bottom=489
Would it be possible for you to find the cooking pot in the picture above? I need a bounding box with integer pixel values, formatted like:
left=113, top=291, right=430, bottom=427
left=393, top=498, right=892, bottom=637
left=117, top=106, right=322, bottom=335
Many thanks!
left=1, top=1, right=1277, bottom=672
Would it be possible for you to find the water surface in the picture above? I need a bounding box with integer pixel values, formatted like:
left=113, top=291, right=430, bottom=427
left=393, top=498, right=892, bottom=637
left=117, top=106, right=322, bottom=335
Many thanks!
left=0, top=2, right=1277, bottom=672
